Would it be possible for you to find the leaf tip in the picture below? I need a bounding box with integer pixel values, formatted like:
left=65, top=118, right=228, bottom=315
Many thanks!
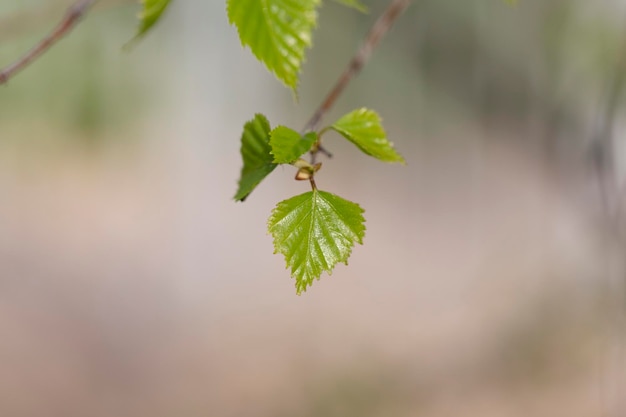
left=332, top=0, right=369, bottom=13
left=132, top=0, right=172, bottom=42
left=226, top=0, right=319, bottom=91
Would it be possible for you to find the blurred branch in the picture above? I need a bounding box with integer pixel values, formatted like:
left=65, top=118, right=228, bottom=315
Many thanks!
left=591, top=16, right=626, bottom=417
left=591, top=23, right=626, bottom=233
left=591, top=59, right=625, bottom=220
left=304, top=0, right=412, bottom=134
left=0, top=0, right=132, bottom=43
left=0, top=0, right=98, bottom=85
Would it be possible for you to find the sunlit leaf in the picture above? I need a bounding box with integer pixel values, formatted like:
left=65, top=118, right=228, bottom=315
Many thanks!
left=227, top=0, right=321, bottom=90
left=234, top=114, right=277, bottom=201
left=135, top=0, right=172, bottom=39
left=332, top=0, right=368, bottom=12
left=268, top=190, right=365, bottom=293
left=330, top=108, right=405, bottom=163
left=270, top=126, right=317, bottom=164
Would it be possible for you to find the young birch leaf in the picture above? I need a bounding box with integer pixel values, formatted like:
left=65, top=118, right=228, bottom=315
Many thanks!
left=331, top=108, right=405, bottom=163
left=332, top=0, right=368, bottom=13
left=227, top=0, right=321, bottom=90
left=270, top=127, right=317, bottom=164
left=268, top=190, right=366, bottom=294
left=234, top=114, right=277, bottom=202
left=135, top=0, right=172, bottom=39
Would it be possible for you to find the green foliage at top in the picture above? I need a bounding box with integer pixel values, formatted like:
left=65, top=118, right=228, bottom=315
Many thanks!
left=268, top=190, right=366, bottom=293
left=135, top=0, right=172, bottom=39
left=330, top=108, right=405, bottom=163
left=270, top=127, right=317, bottom=164
left=234, top=114, right=277, bottom=201
left=332, top=0, right=368, bottom=12
left=227, top=0, right=321, bottom=91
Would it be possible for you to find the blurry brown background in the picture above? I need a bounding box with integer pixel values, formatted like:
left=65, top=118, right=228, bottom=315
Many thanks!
left=1, top=0, right=626, bottom=416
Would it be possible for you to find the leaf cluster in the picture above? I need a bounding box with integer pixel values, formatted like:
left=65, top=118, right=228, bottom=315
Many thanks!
left=234, top=108, right=403, bottom=293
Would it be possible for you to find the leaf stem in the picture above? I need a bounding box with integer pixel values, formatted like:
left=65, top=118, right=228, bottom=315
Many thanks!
left=0, top=0, right=97, bottom=85
left=317, top=145, right=333, bottom=158
left=303, top=0, right=411, bottom=134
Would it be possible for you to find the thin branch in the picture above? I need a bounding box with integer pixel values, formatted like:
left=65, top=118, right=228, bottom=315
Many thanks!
left=590, top=12, right=626, bottom=417
left=591, top=12, right=626, bottom=237
left=303, top=0, right=412, bottom=133
left=0, top=0, right=98, bottom=85
left=0, top=0, right=130, bottom=43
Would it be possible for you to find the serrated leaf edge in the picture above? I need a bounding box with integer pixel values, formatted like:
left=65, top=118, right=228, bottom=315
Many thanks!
left=268, top=190, right=366, bottom=293
left=226, top=0, right=320, bottom=91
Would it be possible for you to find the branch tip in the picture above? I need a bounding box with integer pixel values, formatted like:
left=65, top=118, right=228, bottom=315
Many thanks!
left=0, top=0, right=98, bottom=85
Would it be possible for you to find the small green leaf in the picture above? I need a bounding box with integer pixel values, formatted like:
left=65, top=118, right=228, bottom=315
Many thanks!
left=330, top=108, right=405, bottom=163
left=135, top=0, right=172, bottom=39
left=270, top=127, right=317, bottom=164
left=227, top=0, right=321, bottom=90
left=268, top=190, right=366, bottom=294
left=234, top=114, right=277, bottom=202
left=332, top=0, right=368, bottom=12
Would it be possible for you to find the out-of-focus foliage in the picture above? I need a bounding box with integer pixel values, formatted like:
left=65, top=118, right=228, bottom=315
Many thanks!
left=135, top=0, right=172, bottom=39
left=331, top=0, right=368, bottom=13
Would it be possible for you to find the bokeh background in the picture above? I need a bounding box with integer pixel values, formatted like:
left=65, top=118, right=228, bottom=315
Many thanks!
left=2, top=0, right=626, bottom=416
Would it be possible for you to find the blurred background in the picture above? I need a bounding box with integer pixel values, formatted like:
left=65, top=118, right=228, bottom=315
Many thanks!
left=1, top=0, right=626, bottom=416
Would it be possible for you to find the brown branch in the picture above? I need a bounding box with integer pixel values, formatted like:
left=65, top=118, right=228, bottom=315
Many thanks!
left=303, top=0, right=412, bottom=133
left=0, top=0, right=98, bottom=85
left=0, top=0, right=131, bottom=43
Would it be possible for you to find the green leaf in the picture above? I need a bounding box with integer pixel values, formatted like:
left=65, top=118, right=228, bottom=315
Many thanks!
left=268, top=190, right=366, bottom=294
left=227, top=0, right=321, bottom=90
left=330, top=108, right=405, bottom=163
left=270, top=127, right=317, bottom=164
left=332, top=0, right=368, bottom=12
left=135, top=0, right=172, bottom=39
left=234, top=114, right=278, bottom=202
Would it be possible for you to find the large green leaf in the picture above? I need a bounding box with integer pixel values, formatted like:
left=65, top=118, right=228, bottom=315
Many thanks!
left=268, top=190, right=365, bottom=293
left=332, top=0, right=368, bottom=12
left=330, top=108, right=405, bottom=163
left=234, top=114, right=277, bottom=202
left=227, top=0, right=321, bottom=90
left=135, top=0, right=172, bottom=39
left=270, top=126, right=317, bottom=164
